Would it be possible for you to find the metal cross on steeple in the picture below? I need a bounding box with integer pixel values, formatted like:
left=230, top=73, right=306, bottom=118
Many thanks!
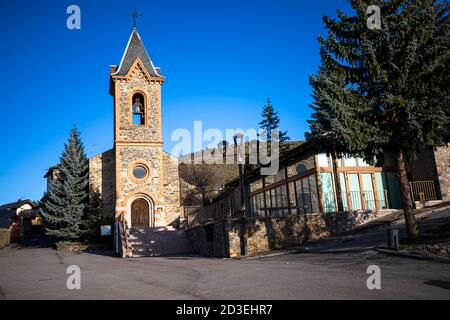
left=129, top=8, right=142, bottom=28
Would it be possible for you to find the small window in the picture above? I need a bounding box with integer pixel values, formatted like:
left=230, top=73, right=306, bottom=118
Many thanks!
left=132, top=165, right=148, bottom=180
left=344, top=157, right=357, bottom=167
left=317, top=153, right=330, bottom=167
left=132, top=93, right=145, bottom=125
left=357, top=158, right=370, bottom=167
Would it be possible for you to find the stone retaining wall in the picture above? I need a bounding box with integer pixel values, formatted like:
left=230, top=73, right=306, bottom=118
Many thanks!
left=435, top=144, right=450, bottom=202
left=0, top=229, right=10, bottom=249
left=187, top=209, right=397, bottom=257
left=187, top=221, right=229, bottom=257
left=402, top=241, right=450, bottom=257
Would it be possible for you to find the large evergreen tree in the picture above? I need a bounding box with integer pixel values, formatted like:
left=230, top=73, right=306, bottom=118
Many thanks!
left=40, top=126, right=89, bottom=241
left=307, top=66, right=370, bottom=212
left=259, top=97, right=290, bottom=146
left=308, top=0, right=449, bottom=239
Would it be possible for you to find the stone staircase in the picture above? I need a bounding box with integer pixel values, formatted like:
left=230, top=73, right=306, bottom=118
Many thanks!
left=129, top=227, right=194, bottom=257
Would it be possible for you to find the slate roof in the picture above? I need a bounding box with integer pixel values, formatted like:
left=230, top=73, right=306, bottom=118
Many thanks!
left=44, top=165, right=59, bottom=178
left=112, top=27, right=163, bottom=78
left=0, top=199, right=37, bottom=210
left=0, top=200, right=39, bottom=229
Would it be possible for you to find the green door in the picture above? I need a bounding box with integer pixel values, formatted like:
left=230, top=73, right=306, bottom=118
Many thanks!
left=339, top=173, right=348, bottom=211
left=321, top=173, right=336, bottom=212
left=348, top=174, right=362, bottom=210
left=386, top=172, right=402, bottom=208
left=375, top=172, right=388, bottom=209
left=362, top=173, right=375, bottom=210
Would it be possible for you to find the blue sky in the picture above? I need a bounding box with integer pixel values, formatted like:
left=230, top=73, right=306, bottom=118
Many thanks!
left=0, top=0, right=351, bottom=203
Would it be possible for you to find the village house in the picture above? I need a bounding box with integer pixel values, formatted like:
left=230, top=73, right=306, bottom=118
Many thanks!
left=0, top=199, right=41, bottom=246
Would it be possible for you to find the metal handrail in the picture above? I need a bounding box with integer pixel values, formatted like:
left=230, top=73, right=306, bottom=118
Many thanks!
left=322, top=190, right=390, bottom=212
left=409, top=180, right=437, bottom=202
left=118, top=215, right=132, bottom=257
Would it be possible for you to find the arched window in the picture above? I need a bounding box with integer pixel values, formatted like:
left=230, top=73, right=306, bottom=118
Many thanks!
left=132, top=93, right=145, bottom=125
left=296, top=163, right=307, bottom=174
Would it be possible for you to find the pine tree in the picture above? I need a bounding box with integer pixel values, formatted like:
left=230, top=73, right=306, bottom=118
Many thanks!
left=307, top=66, right=371, bottom=156
left=308, top=0, right=449, bottom=240
left=259, top=97, right=290, bottom=147
left=40, top=126, right=89, bottom=241
left=307, top=66, right=371, bottom=212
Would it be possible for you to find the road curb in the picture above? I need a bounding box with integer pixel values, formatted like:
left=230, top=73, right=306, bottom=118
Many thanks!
left=234, top=250, right=295, bottom=260
left=375, top=247, right=450, bottom=264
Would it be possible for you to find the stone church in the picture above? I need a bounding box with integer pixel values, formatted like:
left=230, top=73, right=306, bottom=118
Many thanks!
left=46, top=27, right=182, bottom=232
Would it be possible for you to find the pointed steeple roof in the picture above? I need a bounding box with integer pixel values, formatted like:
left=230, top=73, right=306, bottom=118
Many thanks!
left=112, top=27, right=163, bottom=77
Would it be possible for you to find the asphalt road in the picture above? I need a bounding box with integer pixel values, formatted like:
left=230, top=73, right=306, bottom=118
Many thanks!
left=0, top=245, right=449, bottom=300
left=295, top=205, right=450, bottom=254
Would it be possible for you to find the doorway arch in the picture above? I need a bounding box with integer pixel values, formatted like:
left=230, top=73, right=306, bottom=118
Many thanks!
left=129, top=195, right=154, bottom=228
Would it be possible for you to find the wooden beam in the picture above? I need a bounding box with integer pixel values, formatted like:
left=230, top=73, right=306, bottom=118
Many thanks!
left=372, top=173, right=380, bottom=210
left=314, top=153, right=324, bottom=213
left=284, top=166, right=292, bottom=215
left=344, top=172, right=352, bottom=211
left=358, top=173, right=366, bottom=210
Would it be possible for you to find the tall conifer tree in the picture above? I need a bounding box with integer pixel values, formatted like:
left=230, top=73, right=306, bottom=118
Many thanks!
left=259, top=97, right=290, bottom=145
left=308, top=0, right=449, bottom=239
left=41, top=126, right=89, bottom=240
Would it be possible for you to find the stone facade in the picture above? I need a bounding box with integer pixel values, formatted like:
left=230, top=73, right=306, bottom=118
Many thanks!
left=286, top=148, right=316, bottom=178
left=89, top=149, right=115, bottom=219
left=163, top=151, right=182, bottom=227
left=434, top=144, right=450, bottom=201
left=88, top=146, right=182, bottom=227
left=115, top=145, right=165, bottom=226
left=115, top=64, right=162, bottom=143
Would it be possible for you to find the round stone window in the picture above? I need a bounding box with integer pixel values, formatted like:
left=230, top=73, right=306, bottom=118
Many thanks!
left=132, top=165, right=148, bottom=180
left=296, top=163, right=307, bottom=174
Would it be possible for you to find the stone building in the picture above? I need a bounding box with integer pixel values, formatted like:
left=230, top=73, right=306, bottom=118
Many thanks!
left=0, top=200, right=41, bottom=243
left=185, top=142, right=450, bottom=258
left=45, top=27, right=187, bottom=256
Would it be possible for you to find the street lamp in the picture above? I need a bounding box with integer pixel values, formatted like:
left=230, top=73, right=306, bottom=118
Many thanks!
left=234, top=133, right=248, bottom=256
left=217, top=140, right=229, bottom=159
left=233, top=133, right=245, bottom=216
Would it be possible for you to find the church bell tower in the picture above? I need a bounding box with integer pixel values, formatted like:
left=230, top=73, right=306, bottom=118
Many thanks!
left=109, top=27, right=167, bottom=228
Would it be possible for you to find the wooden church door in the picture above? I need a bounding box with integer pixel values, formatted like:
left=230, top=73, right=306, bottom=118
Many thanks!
left=131, top=198, right=150, bottom=228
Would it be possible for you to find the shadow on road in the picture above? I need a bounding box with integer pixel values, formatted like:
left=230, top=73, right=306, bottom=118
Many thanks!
left=424, top=280, right=450, bottom=291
